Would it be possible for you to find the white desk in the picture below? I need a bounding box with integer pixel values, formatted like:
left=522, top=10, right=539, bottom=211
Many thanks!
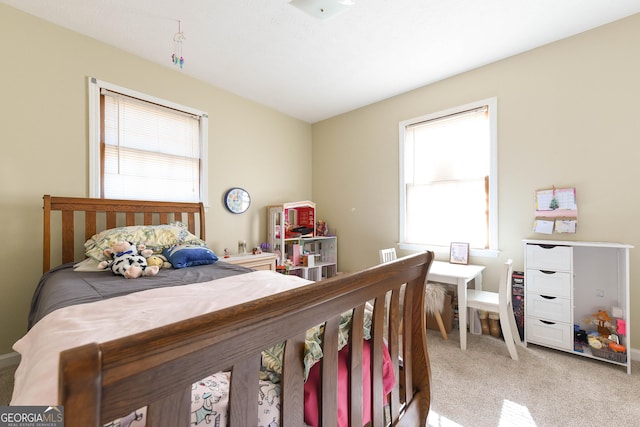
left=429, top=261, right=485, bottom=350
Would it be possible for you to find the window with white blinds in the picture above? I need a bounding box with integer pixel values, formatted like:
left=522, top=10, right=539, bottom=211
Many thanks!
left=88, top=78, right=208, bottom=204
left=399, top=98, right=498, bottom=256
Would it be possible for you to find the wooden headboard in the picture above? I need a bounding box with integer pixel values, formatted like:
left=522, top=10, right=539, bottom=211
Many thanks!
left=42, top=195, right=206, bottom=272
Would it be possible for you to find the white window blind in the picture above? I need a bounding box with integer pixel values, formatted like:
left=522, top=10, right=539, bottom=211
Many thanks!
left=400, top=98, right=497, bottom=254
left=101, top=89, right=201, bottom=202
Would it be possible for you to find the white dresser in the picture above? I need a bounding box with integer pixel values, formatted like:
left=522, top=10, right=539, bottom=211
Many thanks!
left=223, top=253, right=277, bottom=271
left=523, top=240, right=633, bottom=373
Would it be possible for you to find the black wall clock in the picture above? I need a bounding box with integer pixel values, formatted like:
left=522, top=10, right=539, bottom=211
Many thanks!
left=224, top=188, right=251, bottom=214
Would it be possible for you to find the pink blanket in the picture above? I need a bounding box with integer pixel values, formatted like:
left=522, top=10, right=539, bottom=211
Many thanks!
left=304, top=340, right=395, bottom=426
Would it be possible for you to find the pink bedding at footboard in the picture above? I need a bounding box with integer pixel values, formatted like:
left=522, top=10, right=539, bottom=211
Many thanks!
left=304, top=340, right=395, bottom=427
left=97, top=340, right=394, bottom=427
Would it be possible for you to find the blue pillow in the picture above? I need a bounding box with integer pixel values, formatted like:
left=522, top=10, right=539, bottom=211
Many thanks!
left=163, top=245, right=218, bottom=268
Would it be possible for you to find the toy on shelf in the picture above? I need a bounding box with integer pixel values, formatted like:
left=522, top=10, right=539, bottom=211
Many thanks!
left=609, top=342, right=626, bottom=353
left=583, top=309, right=627, bottom=359
left=316, top=220, right=327, bottom=237
left=591, top=310, right=614, bottom=336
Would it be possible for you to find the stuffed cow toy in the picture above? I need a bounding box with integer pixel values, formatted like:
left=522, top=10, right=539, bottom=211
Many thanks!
left=98, top=241, right=160, bottom=279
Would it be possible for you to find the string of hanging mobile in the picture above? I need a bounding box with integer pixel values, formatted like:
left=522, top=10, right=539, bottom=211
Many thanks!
left=172, top=20, right=185, bottom=69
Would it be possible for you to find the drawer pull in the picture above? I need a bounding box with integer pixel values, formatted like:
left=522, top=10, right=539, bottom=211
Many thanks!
left=540, top=295, right=556, bottom=300
left=540, top=270, right=556, bottom=275
left=539, top=244, right=556, bottom=249
left=540, top=320, right=556, bottom=325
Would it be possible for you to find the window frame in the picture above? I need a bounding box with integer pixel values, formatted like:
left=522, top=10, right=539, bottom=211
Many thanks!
left=398, top=97, right=499, bottom=258
left=88, top=77, right=209, bottom=206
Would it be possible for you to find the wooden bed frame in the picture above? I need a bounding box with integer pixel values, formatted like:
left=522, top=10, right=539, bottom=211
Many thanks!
left=41, top=195, right=434, bottom=427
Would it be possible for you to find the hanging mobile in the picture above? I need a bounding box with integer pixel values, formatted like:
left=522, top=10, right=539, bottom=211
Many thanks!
left=172, top=20, right=185, bottom=69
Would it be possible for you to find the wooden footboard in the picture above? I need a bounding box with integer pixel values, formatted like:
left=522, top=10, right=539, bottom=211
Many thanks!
left=59, top=251, right=434, bottom=427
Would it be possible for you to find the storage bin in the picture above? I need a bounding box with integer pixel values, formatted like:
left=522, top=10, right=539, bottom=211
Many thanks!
left=591, top=347, right=627, bottom=363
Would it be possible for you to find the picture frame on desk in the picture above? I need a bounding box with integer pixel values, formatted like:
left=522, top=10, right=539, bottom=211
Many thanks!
left=449, top=242, right=469, bottom=265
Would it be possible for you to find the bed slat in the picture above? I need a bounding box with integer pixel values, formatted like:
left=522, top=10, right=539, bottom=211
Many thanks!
left=320, top=315, right=340, bottom=427
left=229, top=356, right=261, bottom=426
left=58, top=343, right=102, bottom=427
left=43, top=195, right=52, bottom=273
left=125, top=212, right=135, bottom=226
left=280, top=334, right=305, bottom=426
left=106, top=212, right=116, bottom=230
left=401, top=282, right=415, bottom=405
left=349, top=304, right=365, bottom=427
left=61, top=210, right=75, bottom=264
left=186, top=212, right=196, bottom=235
left=371, top=293, right=386, bottom=426
left=146, top=386, right=190, bottom=426
left=388, top=286, right=402, bottom=419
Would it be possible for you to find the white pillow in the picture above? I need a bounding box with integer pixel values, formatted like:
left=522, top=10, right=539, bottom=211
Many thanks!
left=73, top=258, right=104, bottom=272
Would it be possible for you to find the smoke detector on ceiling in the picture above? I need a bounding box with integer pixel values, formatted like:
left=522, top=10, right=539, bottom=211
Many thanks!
left=289, top=0, right=355, bottom=20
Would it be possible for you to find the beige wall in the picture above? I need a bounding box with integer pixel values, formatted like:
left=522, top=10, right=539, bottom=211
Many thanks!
left=0, top=5, right=312, bottom=354
left=3, top=3, right=640, bottom=355
left=312, top=15, right=640, bottom=347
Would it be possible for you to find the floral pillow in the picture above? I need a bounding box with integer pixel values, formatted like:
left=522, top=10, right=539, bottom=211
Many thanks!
left=84, top=222, right=206, bottom=261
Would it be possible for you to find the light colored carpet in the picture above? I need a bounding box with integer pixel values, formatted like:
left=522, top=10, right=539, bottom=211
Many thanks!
left=426, top=329, right=640, bottom=427
left=0, top=364, right=16, bottom=406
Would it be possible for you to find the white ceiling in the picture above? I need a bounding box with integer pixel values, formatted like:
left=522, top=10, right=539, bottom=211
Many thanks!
left=4, top=0, right=640, bottom=123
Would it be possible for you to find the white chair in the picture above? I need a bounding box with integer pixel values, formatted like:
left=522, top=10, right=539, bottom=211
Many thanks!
left=379, top=248, right=397, bottom=264
left=465, top=259, right=520, bottom=360
left=378, top=248, right=448, bottom=340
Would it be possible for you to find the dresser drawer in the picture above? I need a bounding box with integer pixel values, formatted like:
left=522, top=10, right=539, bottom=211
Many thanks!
left=526, top=318, right=573, bottom=350
left=526, top=244, right=572, bottom=271
left=224, top=253, right=276, bottom=270
left=526, top=294, right=571, bottom=323
left=526, top=269, right=571, bottom=298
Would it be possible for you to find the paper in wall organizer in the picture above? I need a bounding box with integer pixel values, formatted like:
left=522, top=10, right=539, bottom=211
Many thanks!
left=532, top=218, right=554, bottom=234
left=533, top=186, right=577, bottom=234
left=554, top=218, right=577, bottom=234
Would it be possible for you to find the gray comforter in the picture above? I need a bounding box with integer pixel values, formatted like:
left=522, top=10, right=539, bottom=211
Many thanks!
left=28, top=261, right=252, bottom=329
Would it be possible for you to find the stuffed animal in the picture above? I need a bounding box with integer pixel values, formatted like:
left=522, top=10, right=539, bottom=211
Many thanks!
left=146, top=254, right=172, bottom=269
left=98, top=241, right=159, bottom=279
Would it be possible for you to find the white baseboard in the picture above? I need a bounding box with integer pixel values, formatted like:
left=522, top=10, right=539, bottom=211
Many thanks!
left=630, top=347, right=639, bottom=362
left=0, top=352, right=20, bottom=368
